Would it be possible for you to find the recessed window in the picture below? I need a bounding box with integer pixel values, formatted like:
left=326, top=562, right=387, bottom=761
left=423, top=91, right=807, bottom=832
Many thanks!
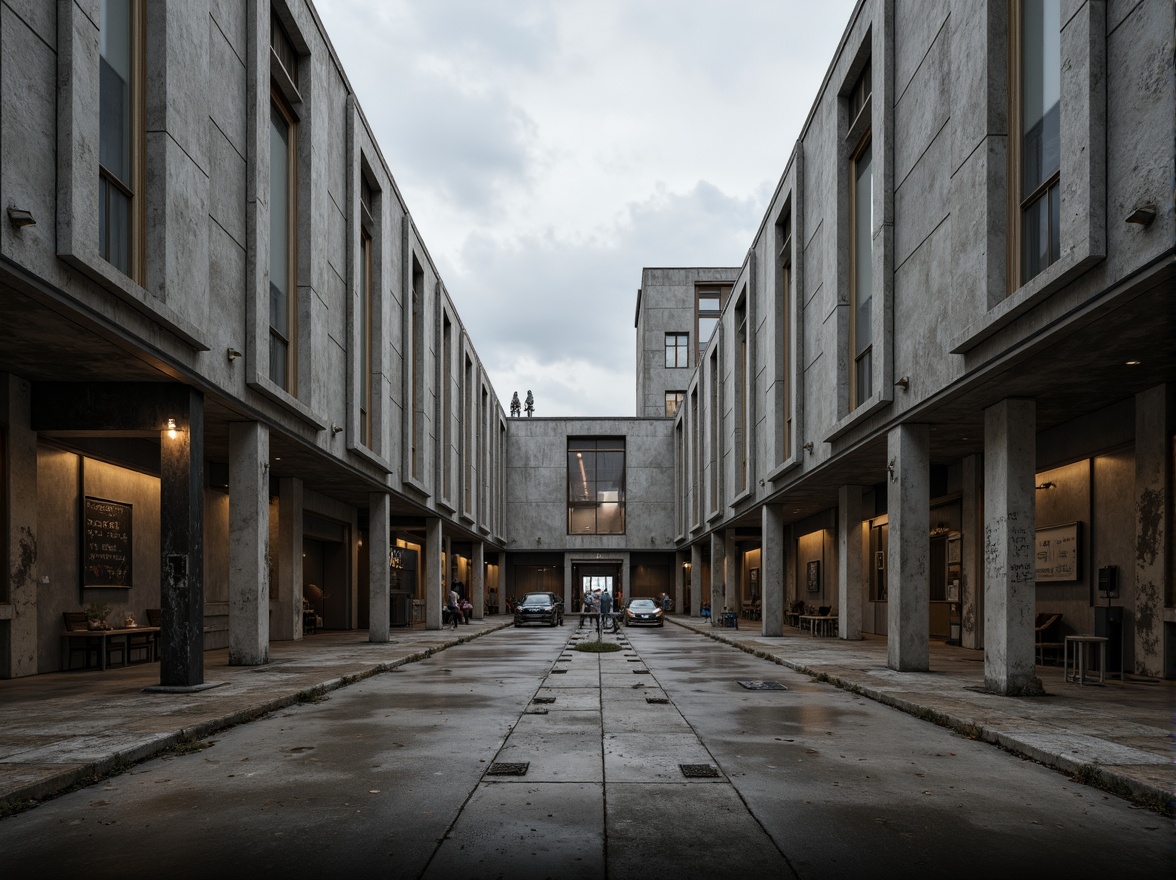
left=696, top=288, right=725, bottom=356
left=849, top=61, right=873, bottom=410
left=568, top=438, right=626, bottom=535
left=1011, top=0, right=1060, bottom=287
left=665, top=333, right=689, bottom=368
left=98, top=0, right=144, bottom=280
left=665, top=391, right=684, bottom=418
left=776, top=209, right=793, bottom=460
left=359, top=174, right=375, bottom=447
left=268, top=97, right=297, bottom=391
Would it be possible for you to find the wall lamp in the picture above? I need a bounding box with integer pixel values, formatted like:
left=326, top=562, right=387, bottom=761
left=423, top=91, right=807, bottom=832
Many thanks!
left=166, top=418, right=178, bottom=439
left=7, top=207, right=36, bottom=228
left=894, top=376, right=910, bottom=390
left=331, top=423, right=343, bottom=435
left=1035, top=481, right=1055, bottom=491
left=802, top=441, right=814, bottom=454
left=1125, top=204, right=1156, bottom=228
left=227, top=347, right=242, bottom=361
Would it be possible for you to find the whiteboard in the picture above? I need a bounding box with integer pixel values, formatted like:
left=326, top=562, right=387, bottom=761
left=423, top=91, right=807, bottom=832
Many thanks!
left=1035, top=522, right=1081, bottom=582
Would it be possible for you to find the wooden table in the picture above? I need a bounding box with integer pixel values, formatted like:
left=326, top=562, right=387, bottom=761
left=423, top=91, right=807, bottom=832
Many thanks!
left=799, top=614, right=837, bottom=637
left=61, top=626, right=160, bottom=671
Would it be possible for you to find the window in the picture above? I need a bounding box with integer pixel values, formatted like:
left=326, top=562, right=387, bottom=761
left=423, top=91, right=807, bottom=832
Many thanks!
left=696, top=289, right=722, bottom=356
left=410, top=257, right=425, bottom=481
left=1011, top=0, right=1060, bottom=287
left=665, top=391, right=684, bottom=418
left=849, top=61, right=873, bottom=410
left=665, top=333, right=689, bottom=368
left=734, top=295, right=748, bottom=491
left=776, top=209, right=793, bottom=460
left=269, top=14, right=299, bottom=392
left=567, top=438, right=626, bottom=535
left=359, top=176, right=374, bottom=447
left=98, top=0, right=144, bottom=280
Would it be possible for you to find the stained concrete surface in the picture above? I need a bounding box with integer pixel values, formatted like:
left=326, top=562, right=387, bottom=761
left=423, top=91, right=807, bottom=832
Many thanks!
left=0, top=617, right=1172, bottom=878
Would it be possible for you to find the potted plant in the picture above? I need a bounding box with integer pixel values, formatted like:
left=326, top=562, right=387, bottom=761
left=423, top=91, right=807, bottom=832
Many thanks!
left=85, top=602, right=111, bottom=631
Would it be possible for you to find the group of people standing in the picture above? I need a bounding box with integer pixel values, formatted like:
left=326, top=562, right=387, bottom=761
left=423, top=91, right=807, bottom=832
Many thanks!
left=445, top=583, right=473, bottom=630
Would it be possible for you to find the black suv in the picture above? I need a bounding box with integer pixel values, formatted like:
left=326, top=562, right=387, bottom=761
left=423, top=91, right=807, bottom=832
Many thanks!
left=513, top=592, right=564, bottom=627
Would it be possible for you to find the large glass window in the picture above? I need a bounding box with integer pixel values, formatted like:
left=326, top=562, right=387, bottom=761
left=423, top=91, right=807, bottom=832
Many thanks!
left=98, top=0, right=143, bottom=279
left=776, top=210, right=792, bottom=460
left=269, top=99, right=296, bottom=391
left=696, top=290, right=721, bottom=356
left=665, top=333, right=689, bottom=368
left=1014, top=0, right=1060, bottom=286
left=568, top=438, right=626, bottom=535
left=849, top=62, right=873, bottom=409
left=665, top=391, right=684, bottom=418
left=359, top=176, right=374, bottom=446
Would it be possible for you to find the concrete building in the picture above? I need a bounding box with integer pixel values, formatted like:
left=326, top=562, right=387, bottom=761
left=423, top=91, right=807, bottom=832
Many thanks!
left=1, top=0, right=1173, bottom=693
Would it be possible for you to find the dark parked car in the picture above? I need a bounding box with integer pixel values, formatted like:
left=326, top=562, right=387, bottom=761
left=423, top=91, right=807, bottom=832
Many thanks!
left=624, top=598, right=664, bottom=627
left=513, top=592, right=564, bottom=627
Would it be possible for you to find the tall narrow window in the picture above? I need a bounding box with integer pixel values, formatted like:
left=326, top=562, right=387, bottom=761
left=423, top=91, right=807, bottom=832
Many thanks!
left=849, top=62, right=873, bottom=409
left=567, top=438, right=626, bottom=536
left=359, top=176, right=374, bottom=447
left=665, top=333, right=689, bottom=368
left=98, top=0, right=144, bottom=279
left=777, top=210, right=793, bottom=460
left=690, top=388, right=700, bottom=524
left=735, top=296, right=748, bottom=492
left=411, top=258, right=425, bottom=480
left=665, top=391, right=684, bottom=418
left=1012, top=0, right=1060, bottom=286
left=696, top=289, right=722, bottom=356
left=708, top=347, right=720, bottom=511
left=269, top=14, right=299, bottom=393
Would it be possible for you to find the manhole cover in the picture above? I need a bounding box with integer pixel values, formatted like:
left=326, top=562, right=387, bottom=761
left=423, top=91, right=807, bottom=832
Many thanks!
left=645, top=696, right=670, bottom=704
left=680, top=764, right=720, bottom=778
left=737, top=680, right=788, bottom=690
left=487, top=762, right=529, bottom=776
left=532, top=696, right=557, bottom=704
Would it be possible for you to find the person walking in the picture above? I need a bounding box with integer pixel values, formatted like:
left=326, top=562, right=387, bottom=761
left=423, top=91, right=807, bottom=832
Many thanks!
left=599, top=589, right=613, bottom=630
left=447, top=587, right=461, bottom=630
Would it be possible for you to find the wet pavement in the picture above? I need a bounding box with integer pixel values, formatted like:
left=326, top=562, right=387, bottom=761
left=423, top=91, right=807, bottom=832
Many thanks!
left=0, top=614, right=1171, bottom=821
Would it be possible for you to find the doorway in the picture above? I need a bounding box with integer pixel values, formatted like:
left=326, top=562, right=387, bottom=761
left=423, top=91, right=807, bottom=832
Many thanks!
left=573, top=562, right=623, bottom=612
left=303, top=514, right=350, bottom=631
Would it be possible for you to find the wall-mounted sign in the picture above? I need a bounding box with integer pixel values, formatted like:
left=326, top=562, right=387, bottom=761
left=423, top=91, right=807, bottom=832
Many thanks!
left=83, top=496, right=133, bottom=588
left=1035, top=522, right=1081, bottom=582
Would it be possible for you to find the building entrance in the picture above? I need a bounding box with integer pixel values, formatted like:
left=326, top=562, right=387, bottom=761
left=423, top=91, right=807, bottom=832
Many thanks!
left=573, top=562, right=623, bottom=612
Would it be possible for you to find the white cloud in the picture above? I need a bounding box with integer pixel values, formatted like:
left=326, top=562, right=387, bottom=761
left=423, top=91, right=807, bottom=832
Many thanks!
left=315, top=0, right=857, bottom=415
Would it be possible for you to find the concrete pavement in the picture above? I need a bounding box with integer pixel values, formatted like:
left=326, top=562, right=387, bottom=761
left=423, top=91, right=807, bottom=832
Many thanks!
left=0, top=615, right=1171, bottom=818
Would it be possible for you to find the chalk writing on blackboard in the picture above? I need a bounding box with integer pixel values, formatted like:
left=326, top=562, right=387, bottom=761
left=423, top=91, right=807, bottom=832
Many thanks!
left=1035, top=522, right=1080, bottom=583
left=83, top=497, right=133, bottom=588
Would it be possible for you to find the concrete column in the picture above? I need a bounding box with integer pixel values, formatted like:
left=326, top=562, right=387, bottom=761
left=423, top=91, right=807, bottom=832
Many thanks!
left=761, top=503, right=785, bottom=636
left=368, top=493, right=391, bottom=642
left=1133, top=385, right=1169, bottom=678
left=472, top=541, right=485, bottom=619
left=961, top=454, right=984, bottom=649
left=838, top=485, right=864, bottom=641
left=983, top=399, right=1042, bottom=695
left=276, top=477, right=303, bottom=639
left=425, top=518, right=442, bottom=629
left=564, top=554, right=574, bottom=611
left=710, top=532, right=726, bottom=623
left=159, top=389, right=205, bottom=687
left=724, top=531, right=738, bottom=614
left=228, top=421, right=269, bottom=665
left=673, top=551, right=686, bottom=616
left=690, top=543, right=703, bottom=616
left=887, top=423, right=930, bottom=672
left=2, top=376, right=38, bottom=677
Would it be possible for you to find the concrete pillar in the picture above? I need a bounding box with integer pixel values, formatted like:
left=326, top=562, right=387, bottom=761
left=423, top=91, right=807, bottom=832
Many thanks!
left=159, top=389, right=205, bottom=687
left=887, top=423, right=929, bottom=672
left=710, top=532, right=726, bottom=623
left=724, top=531, right=738, bottom=614
left=564, top=554, right=574, bottom=611
left=838, top=485, right=864, bottom=640
left=276, top=477, right=303, bottom=639
left=761, top=503, right=785, bottom=636
left=673, top=551, right=686, bottom=616
left=690, top=543, right=703, bottom=616
left=368, top=493, right=391, bottom=642
left=983, top=399, right=1042, bottom=695
left=228, top=421, right=269, bottom=665
left=1133, top=385, right=1169, bottom=678
left=425, top=518, right=442, bottom=629
left=2, top=376, right=38, bottom=677
left=472, top=541, right=485, bottom=619
left=961, top=454, right=984, bottom=650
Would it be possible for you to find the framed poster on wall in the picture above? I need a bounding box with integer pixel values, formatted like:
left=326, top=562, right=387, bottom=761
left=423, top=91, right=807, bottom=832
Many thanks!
left=806, top=559, right=821, bottom=593
left=749, top=567, right=760, bottom=600
left=1035, top=522, right=1081, bottom=582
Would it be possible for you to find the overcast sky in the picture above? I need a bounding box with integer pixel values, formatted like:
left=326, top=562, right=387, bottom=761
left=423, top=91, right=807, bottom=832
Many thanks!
left=315, top=0, right=859, bottom=417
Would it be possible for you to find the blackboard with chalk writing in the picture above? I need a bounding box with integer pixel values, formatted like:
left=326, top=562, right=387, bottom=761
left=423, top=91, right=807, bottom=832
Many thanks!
left=1035, top=522, right=1080, bottom=583
left=83, top=497, right=133, bottom=588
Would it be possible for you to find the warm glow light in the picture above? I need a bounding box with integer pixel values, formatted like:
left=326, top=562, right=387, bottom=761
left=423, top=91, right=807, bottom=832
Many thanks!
left=166, top=418, right=178, bottom=440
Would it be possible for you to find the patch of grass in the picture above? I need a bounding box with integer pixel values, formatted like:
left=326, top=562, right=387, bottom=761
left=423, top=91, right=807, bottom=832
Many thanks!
left=167, top=736, right=214, bottom=756
left=297, top=686, right=330, bottom=704
left=0, top=798, right=39, bottom=819
left=573, top=641, right=623, bottom=653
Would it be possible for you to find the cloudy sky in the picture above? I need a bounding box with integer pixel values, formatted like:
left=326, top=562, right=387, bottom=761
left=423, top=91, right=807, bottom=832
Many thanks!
left=315, top=0, right=859, bottom=417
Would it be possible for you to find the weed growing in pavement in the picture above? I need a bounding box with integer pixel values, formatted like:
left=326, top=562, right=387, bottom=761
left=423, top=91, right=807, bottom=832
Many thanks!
left=166, top=736, right=214, bottom=756
left=573, top=641, right=623, bottom=653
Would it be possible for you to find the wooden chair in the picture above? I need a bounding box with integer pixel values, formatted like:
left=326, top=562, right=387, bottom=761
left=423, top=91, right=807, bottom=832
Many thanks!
left=785, top=600, right=805, bottom=627
left=125, top=615, right=156, bottom=663
left=1035, top=613, right=1064, bottom=665
left=62, top=612, right=100, bottom=670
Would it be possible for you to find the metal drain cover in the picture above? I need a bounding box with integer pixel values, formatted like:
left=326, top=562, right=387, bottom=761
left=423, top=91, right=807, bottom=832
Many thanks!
left=632, top=669, right=650, bottom=674
left=550, top=668, right=567, bottom=674
left=680, top=764, right=720, bottom=778
left=487, top=762, right=529, bottom=776
left=645, top=696, right=670, bottom=704
left=737, top=680, right=788, bottom=690
left=532, top=696, right=557, bottom=704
